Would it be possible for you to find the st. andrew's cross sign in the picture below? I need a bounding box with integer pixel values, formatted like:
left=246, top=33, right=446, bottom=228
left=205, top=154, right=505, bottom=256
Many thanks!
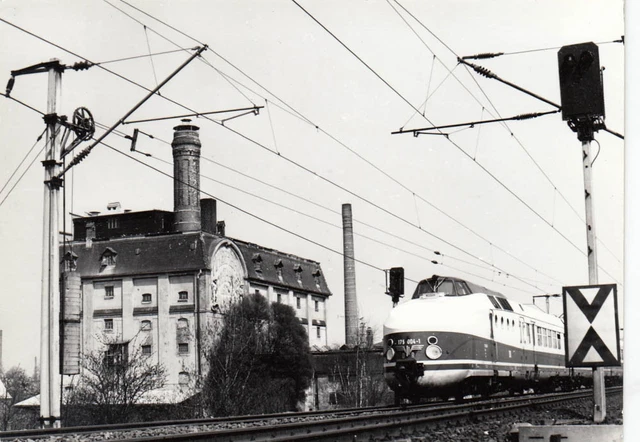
left=563, top=284, right=621, bottom=367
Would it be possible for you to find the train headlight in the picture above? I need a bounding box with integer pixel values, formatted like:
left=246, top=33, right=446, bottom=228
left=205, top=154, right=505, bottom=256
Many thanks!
left=425, top=344, right=442, bottom=360
left=386, top=347, right=395, bottom=361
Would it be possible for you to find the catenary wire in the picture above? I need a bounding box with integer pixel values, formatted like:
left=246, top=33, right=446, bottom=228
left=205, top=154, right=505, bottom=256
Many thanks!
left=0, top=15, right=580, bottom=292
left=291, top=0, right=622, bottom=287
left=104, top=122, right=547, bottom=287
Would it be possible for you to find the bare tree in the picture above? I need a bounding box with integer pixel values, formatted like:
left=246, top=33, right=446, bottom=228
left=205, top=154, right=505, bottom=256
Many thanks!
left=327, top=322, right=389, bottom=408
left=65, top=337, right=167, bottom=425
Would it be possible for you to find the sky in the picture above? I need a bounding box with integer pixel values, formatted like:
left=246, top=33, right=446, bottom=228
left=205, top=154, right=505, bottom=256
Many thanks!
left=0, top=1, right=628, bottom=378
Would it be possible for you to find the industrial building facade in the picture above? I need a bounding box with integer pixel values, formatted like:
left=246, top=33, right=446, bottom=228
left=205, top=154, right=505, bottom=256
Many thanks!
left=60, top=122, right=332, bottom=391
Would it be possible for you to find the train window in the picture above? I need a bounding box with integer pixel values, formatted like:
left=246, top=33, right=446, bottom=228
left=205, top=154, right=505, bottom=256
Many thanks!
left=454, top=281, right=471, bottom=295
left=438, top=280, right=455, bottom=296
left=487, top=295, right=501, bottom=309
left=496, top=298, right=514, bottom=311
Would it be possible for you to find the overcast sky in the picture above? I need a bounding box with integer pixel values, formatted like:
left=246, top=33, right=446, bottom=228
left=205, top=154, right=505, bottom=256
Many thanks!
left=0, top=1, right=627, bottom=374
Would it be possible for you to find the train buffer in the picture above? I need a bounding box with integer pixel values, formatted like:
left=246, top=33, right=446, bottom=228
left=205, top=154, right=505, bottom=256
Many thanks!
left=510, top=424, right=622, bottom=442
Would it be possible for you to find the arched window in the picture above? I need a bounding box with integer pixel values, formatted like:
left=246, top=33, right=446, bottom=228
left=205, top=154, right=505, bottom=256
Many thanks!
left=177, top=318, right=189, bottom=329
left=142, top=293, right=152, bottom=303
left=141, top=320, right=152, bottom=331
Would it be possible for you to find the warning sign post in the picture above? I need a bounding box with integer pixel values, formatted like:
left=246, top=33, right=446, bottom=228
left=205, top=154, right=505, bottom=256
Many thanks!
left=563, top=283, right=621, bottom=424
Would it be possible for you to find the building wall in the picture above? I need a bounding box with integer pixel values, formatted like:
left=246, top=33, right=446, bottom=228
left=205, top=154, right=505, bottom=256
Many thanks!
left=77, top=237, right=330, bottom=394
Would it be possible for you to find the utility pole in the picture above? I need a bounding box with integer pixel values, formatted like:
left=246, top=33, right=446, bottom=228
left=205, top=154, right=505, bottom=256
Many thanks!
left=40, top=59, right=63, bottom=428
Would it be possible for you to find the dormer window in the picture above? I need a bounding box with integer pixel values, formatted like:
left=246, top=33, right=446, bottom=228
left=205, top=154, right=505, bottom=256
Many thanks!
left=100, top=247, right=118, bottom=267
left=274, top=259, right=284, bottom=282
left=312, top=268, right=322, bottom=288
left=252, top=253, right=263, bottom=273
left=293, top=264, right=303, bottom=284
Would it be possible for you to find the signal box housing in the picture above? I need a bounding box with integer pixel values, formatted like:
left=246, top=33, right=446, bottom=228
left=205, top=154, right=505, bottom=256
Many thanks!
left=557, top=42, right=605, bottom=121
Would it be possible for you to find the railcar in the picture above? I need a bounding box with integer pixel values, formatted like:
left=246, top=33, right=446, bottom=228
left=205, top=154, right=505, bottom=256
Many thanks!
left=383, top=275, right=618, bottom=404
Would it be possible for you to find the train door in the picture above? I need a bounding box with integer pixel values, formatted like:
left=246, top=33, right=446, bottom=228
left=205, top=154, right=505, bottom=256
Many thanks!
left=488, top=311, right=497, bottom=363
left=531, top=321, right=539, bottom=382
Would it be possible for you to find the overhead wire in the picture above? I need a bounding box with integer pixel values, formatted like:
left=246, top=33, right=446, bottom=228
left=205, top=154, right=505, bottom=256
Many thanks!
left=289, top=0, right=622, bottom=286
left=0, top=12, right=566, bottom=293
left=95, top=126, right=538, bottom=293
left=107, top=1, right=569, bottom=291
left=99, top=120, right=556, bottom=290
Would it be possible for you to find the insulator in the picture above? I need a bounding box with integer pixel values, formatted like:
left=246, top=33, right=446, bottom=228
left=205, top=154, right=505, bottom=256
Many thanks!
left=71, top=61, right=93, bottom=71
left=473, top=65, right=497, bottom=79
left=5, top=76, right=15, bottom=96
left=462, top=52, right=504, bottom=60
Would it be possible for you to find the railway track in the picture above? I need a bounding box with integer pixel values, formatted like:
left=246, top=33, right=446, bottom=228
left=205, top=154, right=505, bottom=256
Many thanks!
left=0, top=387, right=622, bottom=442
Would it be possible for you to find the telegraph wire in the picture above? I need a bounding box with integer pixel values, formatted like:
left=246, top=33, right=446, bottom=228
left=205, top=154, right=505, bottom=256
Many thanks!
left=102, top=3, right=569, bottom=289
left=391, top=0, right=624, bottom=268
left=143, top=25, right=161, bottom=91
left=297, top=0, right=621, bottom=285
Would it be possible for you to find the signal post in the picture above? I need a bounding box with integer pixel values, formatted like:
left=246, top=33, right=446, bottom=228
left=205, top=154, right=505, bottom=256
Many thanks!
left=557, top=42, right=620, bottom=423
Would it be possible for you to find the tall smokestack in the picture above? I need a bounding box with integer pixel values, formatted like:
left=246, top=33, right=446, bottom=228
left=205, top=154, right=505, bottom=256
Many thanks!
left=342, top=203, right=359, bottom=346
left=172, top=120, right=202, bottom=232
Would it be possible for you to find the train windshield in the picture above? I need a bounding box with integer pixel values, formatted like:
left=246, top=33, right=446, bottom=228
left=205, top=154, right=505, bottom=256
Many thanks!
left=412, top=278, right=457, bottom=298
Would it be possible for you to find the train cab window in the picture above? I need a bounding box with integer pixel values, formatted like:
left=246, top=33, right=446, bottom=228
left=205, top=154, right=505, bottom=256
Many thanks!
left=496, top=298, right=513, bottom=311
left=487, top=295, right=501, bottom=309
left=454, top=281, right=471, bottom=295
left=438, top=280, right=455, bottom=296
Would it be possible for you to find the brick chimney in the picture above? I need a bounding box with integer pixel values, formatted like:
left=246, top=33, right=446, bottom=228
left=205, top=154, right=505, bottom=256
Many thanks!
left=172, top=120, right=201, bottom=232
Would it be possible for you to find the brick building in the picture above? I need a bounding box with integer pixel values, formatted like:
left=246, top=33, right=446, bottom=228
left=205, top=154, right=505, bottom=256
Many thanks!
left=59, top=122, right=332, bottom=392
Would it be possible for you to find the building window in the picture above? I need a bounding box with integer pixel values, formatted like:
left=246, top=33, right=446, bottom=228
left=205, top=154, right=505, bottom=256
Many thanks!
left=178, top=343, right=189, bottom=354
left=252, top=253, right=263, bottom=273
left=178, top=318, right=189, bottom=329
left=105, top=286, right=114, bottom=299
left=316, top=326, right=321, bottom=338
left=141, top=345, right=152, bottom=355
left=179, top=371, right=190, bottom=386
left=142, top=293, right=152, bottom=303
left=296, top=297, right=301, bottom=309
left=277, top=293, right=282, bottom=303
left=104, top=318, right=113, bottom=331
left=107, top=217, right=119, bottom=229
left=178, top=291, right=188, bottom=302
left=314, top=300, right=319, bottom=312
left=141, top=320, right=152, bottom=331
left=100, top=247, right=118, bottom=266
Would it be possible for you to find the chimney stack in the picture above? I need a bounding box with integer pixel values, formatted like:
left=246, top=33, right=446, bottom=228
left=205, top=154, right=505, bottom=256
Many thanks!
left=172, top=120, right=202, bottom=232
left=342, top=203, right=359, bottom=347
